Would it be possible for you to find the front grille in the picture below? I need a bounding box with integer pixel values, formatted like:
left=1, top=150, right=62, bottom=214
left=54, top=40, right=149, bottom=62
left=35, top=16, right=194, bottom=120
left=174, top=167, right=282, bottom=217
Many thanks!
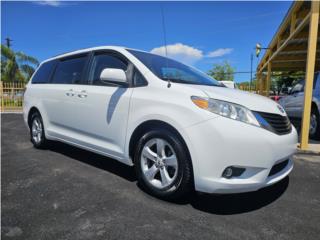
left=254, top=111, right=292, bottom=135
left=268, top=159, right=289, bottom=177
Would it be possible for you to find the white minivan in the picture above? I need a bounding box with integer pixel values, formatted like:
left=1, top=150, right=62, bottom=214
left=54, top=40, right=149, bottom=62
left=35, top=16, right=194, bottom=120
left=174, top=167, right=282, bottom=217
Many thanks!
left=24, top=46, right=297, bottom=200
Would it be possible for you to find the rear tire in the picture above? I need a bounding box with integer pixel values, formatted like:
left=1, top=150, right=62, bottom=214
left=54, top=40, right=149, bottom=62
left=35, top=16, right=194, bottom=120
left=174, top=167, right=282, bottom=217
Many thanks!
left=134, top=129, right=193, bottom=201
left=30, top=111, right=48, bottom=148
left=310, top=106, right=320, bottom=140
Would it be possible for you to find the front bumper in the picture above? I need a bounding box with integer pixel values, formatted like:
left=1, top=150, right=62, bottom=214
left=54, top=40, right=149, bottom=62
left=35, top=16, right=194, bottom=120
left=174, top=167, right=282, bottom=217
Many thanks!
left=183, top=116, right=298, bottom=194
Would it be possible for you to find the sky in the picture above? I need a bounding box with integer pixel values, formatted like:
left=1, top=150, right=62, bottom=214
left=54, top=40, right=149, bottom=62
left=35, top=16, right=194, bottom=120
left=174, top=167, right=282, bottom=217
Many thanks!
left=1, top=0, right=293, bottom=83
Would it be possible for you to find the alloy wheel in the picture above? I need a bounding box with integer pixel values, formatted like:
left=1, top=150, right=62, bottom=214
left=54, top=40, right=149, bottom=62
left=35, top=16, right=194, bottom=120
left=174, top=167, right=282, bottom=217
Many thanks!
left=32, top=118, right=43, bottom=144
left=310, top=113, right=317, bottom=136
left=140, top=138, right=178, bottom=189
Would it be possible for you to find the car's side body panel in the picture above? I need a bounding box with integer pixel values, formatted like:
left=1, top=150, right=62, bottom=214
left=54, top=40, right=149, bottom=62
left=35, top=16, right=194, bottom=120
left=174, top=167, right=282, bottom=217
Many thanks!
left=313, top=73, right=320, bottom=110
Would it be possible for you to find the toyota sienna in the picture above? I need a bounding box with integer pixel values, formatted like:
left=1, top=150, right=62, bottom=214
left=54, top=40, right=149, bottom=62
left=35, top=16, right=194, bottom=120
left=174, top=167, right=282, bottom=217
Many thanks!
left=23, top=46, right=298, bottom=200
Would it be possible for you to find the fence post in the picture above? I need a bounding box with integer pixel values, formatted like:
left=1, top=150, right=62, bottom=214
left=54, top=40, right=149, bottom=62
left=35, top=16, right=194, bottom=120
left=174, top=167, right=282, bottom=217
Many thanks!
left=0, top=81, right=3, bottom=112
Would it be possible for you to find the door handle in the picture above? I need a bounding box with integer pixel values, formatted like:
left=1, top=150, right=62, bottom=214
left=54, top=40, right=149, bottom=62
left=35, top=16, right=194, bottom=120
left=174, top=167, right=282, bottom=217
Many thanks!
left=66, top=89, right=74, bottom=97
left=77, top=90, right=87, bottom=98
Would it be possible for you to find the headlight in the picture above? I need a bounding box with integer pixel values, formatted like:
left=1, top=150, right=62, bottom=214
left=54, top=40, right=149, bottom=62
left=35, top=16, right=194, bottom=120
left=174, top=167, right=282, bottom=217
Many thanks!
left=191, top=96, right=260, bottom=127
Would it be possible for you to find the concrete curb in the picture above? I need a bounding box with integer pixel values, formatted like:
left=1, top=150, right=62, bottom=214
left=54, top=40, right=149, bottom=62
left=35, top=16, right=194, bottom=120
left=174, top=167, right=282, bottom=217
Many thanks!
left=297, top=149, right=320, bottom=156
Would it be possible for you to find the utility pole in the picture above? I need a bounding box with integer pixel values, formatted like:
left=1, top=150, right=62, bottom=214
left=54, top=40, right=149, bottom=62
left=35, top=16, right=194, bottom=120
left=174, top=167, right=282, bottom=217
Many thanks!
left=5, top=37, right=12, bottom=48
left=250, top=53, right=253, bottom=91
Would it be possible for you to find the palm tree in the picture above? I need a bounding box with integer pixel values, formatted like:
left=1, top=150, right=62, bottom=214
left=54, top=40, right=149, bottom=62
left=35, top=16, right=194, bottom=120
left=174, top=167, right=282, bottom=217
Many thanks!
left=1, top=44, right=39, bottom=82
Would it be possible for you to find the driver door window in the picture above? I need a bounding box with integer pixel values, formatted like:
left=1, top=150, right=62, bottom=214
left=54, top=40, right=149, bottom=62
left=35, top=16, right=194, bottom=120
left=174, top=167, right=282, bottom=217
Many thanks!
left=89, top=53, right=128, bottom=86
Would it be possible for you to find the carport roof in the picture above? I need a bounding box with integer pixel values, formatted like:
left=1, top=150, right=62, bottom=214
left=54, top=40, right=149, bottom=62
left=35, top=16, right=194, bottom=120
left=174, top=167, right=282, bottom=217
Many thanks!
left=257, top=1, right=320, bottom=72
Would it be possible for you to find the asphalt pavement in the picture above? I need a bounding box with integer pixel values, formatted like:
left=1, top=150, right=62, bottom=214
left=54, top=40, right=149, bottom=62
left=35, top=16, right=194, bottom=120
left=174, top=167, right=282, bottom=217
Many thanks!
left=1, top=114, right=320, bottom=240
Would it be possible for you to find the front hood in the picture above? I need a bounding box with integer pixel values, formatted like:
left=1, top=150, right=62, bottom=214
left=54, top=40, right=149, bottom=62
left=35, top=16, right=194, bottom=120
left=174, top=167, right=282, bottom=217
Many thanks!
left=190, top=85, right=286, bottom=116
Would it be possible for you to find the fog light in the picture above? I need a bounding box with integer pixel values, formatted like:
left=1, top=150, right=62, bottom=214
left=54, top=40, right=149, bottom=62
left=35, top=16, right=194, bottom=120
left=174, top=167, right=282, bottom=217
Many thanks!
left=222, top=166, right=245, bottom=179
left=222, top=167, right=233, bottom=178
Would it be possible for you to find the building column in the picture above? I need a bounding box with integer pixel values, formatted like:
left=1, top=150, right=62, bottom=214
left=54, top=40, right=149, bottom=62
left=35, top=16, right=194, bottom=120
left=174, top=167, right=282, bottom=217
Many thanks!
left=266, top=62, right=272, bottom=97
left=300, top=0, right=319, bottom=150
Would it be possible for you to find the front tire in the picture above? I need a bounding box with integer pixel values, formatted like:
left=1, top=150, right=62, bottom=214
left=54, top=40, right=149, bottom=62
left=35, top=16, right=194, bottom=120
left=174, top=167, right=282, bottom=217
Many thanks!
left=30, top=111, right=47, bottom=148
left=134, top=129, right=193, bottom=200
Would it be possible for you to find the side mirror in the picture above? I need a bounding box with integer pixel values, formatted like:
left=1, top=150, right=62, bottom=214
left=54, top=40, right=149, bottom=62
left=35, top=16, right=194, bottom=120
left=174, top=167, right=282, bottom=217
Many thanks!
left=100, top=68, right=127, bottom=85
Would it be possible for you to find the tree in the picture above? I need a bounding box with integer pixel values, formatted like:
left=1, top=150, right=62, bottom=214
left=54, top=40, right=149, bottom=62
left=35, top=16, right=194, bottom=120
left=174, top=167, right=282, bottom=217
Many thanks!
left=207, top=61, right=235, bottom=81
left=1, top=44, right=39, bottom=82
left=271, top=71, right=304, bottom=94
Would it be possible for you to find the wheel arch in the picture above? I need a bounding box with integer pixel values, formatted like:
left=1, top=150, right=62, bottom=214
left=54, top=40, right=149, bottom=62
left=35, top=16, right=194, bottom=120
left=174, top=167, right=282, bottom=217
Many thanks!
left=27, top=106, right=40, bottom=128
left=128, top=120, right=193, bottom=167
left=311, top=101, right=319, bottom=113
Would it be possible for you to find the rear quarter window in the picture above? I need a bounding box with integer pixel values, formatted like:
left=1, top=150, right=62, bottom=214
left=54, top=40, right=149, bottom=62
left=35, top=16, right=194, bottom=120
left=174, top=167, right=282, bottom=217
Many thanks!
left=31, top=60, right=57, bottom=84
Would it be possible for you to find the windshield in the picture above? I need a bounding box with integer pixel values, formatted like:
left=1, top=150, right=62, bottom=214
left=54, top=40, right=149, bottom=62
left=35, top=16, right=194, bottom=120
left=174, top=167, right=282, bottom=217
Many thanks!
left=128, top=49, right=223, bottom=87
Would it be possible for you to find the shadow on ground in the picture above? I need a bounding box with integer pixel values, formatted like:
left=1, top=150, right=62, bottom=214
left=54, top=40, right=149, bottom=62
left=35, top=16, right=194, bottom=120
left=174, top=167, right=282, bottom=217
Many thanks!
left=47, top=141, right=136, bottom=182
left=189, top=177, right=288, bottom=215
left=47, top=141, right=289, bottom=215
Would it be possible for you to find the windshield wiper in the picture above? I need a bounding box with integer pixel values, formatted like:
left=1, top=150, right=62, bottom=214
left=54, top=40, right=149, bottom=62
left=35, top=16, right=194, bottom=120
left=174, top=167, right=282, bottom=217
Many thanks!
left=164, top=78, right=197, bottom=84
left=163, top=78, right=222, bottom=87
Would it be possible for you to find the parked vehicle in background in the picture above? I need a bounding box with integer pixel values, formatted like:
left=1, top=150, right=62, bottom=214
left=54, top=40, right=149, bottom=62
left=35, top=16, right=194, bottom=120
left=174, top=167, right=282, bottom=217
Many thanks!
left=270, top=86, right=295, bottom=102
left=279, top=73, right=320, bottom=140
left=23, top=46, right=297, bottom=200
left=220, top=80, right=237, bottom=89
left=281, top=86, right=292, bottom=95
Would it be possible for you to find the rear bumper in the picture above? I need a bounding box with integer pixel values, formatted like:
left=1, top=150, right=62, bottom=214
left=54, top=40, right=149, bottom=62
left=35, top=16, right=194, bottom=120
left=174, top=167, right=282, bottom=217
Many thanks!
left=183, top=116, right=298, bottom=194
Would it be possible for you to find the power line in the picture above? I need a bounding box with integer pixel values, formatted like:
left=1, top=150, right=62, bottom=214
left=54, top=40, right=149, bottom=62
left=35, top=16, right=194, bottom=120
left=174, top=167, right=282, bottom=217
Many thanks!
left=223, top=71, right=257, bottom=75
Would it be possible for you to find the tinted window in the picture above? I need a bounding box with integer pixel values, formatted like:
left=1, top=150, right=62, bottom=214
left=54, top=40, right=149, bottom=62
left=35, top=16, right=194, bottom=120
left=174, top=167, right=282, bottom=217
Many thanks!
left=52, top=56, right=87, bottom=84
left=133, top=69, right=147, bottom=87
left=32, top=60, right=57, bottom=84
left=128, top=49, right=223, bottom=87
left=291, top=80, right=304, bottom=93
left=89, top=53, right=128, bottom=85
